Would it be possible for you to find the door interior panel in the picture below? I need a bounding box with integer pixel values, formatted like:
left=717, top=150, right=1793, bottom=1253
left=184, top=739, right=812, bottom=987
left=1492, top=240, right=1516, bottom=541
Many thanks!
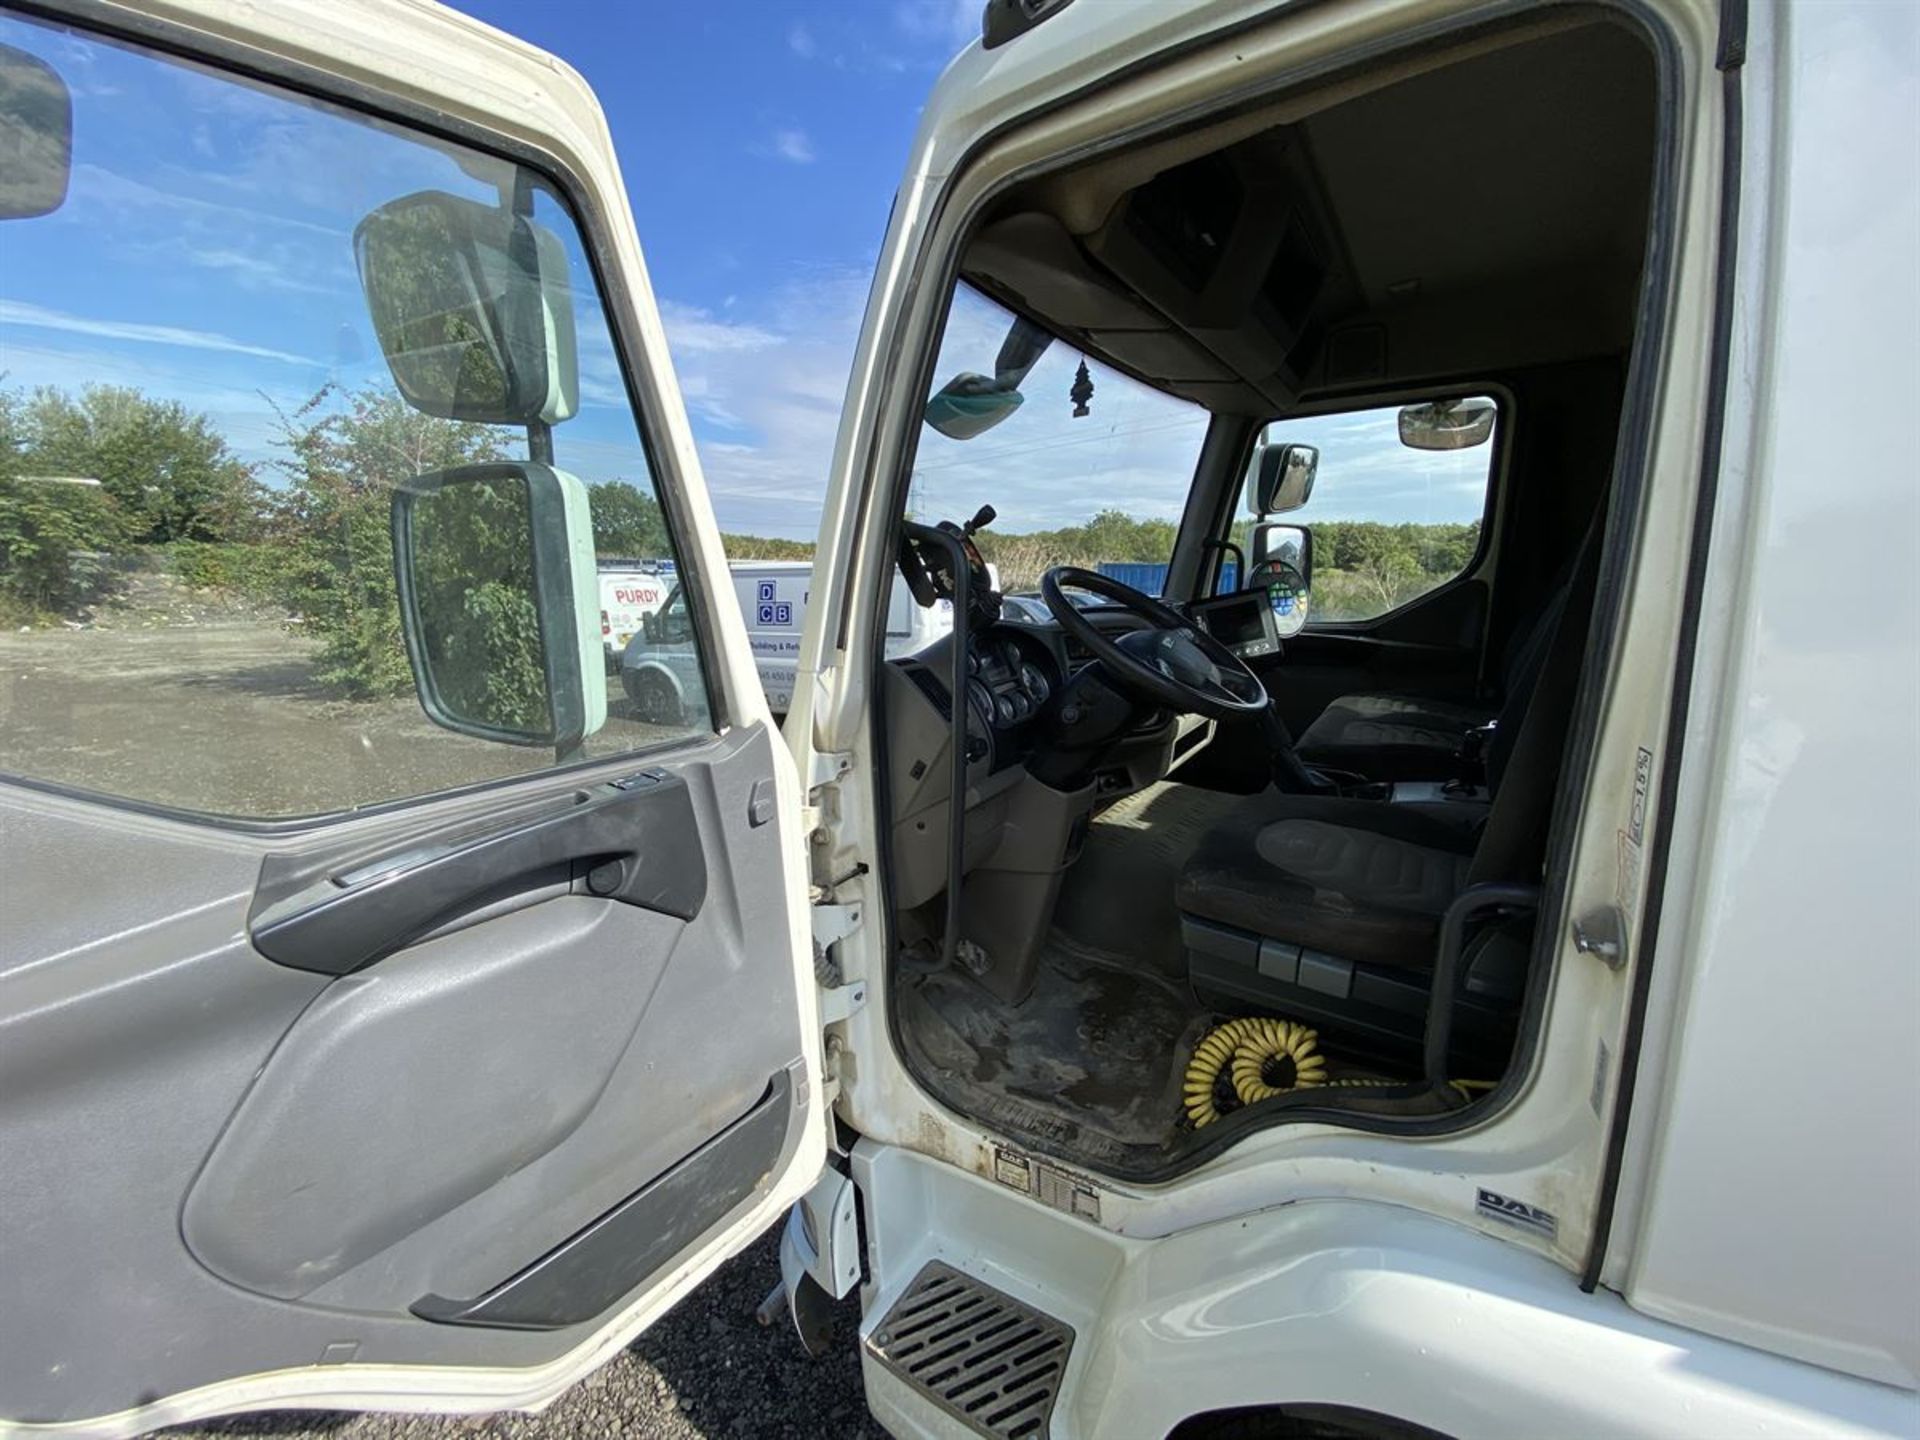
left=0, top=723, right=805, bottom=1425
left=182, top=899, right=683, bottom=1301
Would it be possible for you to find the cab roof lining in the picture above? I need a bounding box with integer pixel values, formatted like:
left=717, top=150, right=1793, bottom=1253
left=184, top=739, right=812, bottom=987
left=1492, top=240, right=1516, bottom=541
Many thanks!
left=959, top=14, right=1658, bottom=416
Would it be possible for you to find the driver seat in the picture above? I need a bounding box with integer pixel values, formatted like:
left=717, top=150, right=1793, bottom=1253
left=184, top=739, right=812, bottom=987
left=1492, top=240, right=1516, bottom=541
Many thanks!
left=1174, top=525, right=1598, bottom=1057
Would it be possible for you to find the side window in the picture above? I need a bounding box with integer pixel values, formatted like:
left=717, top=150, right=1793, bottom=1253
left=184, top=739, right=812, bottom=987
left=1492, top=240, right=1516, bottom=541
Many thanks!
left=0, top=12, right=710, bottom=819
left=1242, top=396, right=1499, bottom=623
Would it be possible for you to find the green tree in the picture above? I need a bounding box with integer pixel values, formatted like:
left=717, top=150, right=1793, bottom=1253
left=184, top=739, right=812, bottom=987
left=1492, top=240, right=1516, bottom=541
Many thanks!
left=269, top=385, right=514, bottom=698
left=587, top=480, right=669, bottom=558
left=20, top=385, right=259, bottom=544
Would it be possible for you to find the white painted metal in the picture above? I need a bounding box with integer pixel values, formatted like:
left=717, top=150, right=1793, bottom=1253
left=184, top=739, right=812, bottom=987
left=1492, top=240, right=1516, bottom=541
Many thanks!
left=1610, top=0, right=1920, bottom=1392
left=853, top=1144, right=1918, bottom=1440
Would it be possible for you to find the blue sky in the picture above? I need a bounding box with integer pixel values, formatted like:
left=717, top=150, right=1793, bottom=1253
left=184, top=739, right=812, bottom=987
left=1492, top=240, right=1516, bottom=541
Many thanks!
left=0, top=0, right=1489, bottom=544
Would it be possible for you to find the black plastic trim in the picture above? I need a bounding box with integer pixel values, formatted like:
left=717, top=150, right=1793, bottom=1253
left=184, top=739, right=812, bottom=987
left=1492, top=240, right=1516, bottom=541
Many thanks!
left=249, top=769, right=706, bottom=975
left=1581, top=44, right=1745, bottom=1295
left=412, top=1071, right=790, bottom=1330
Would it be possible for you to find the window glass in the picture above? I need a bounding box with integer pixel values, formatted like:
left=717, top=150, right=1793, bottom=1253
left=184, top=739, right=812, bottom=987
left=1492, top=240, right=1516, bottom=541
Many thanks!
left=913, top=283, right=1210, bottom=595
left=0, top=12, right=708, bottom=819
left=1241, top=397, right=1497, bottom=621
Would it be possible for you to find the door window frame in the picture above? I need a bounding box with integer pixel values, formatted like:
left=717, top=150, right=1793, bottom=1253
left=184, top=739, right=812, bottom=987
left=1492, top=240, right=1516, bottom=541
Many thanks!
left=0, top=0, right=740, bottom=834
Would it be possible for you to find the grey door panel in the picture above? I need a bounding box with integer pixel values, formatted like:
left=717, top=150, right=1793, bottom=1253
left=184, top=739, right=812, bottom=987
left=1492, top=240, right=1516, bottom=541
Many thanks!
left=183, top=898, right=682, bottom=1300
left=0, top=724, right=805, bottom=1425
left=414, top=1069, right=794, bottom=1329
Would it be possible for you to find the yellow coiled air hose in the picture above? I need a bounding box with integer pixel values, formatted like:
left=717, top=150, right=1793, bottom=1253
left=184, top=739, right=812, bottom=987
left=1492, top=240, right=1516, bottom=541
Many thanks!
left=1228, top=1016, right=1328, bottom=1101
left=1183, top=1014, right=1493, bottom=1127
left=1181, top=1016, right=1268, bottom=1127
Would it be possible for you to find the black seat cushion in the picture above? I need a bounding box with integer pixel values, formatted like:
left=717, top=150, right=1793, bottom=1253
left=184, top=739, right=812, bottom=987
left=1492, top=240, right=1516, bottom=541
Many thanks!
left=1295, top=693, right=1491, bottom=780
left=1175, top=791, right=1477, bottom=972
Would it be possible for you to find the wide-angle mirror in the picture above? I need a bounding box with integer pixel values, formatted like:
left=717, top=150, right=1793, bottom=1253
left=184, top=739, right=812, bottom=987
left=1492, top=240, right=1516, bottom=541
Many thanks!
left=391, top=461, right=605, bottom=748
left=356, top=190, right=580, bottom=426
left=1398, top=396, right=1496, bottom=451
left=0, top=42, right=71, bottom=219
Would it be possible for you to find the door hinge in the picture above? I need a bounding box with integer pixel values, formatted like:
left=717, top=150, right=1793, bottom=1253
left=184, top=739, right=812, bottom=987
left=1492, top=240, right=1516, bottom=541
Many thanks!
left=807, top=749, right=854, bottom=794
left=812, top=901, right=867, bottom=1023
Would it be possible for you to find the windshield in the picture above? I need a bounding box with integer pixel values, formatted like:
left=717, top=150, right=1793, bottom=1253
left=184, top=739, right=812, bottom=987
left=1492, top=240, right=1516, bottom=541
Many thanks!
left=912, top=284, right=1210, bottom=595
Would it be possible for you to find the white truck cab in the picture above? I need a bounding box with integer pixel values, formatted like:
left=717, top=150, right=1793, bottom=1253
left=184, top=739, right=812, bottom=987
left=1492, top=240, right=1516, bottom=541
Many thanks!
left=0, top=2, right=1913, bottom=1438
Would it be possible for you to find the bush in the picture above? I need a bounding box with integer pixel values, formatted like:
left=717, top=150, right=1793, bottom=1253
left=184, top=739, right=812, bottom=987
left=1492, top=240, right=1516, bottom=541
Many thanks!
left=0, top=475, right=129, bottom=616
left=163, top=540, right=294, bottom=601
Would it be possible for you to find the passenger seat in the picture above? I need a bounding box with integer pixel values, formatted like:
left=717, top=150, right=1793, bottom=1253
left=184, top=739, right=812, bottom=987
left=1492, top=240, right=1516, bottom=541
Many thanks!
left=1296, top=546, right=1580, bottom=782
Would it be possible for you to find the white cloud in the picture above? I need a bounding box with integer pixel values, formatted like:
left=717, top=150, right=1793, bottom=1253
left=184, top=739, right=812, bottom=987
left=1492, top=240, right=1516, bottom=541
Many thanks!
left=770, top=128, right=817, bottom=165
left=657, top=301, right=781, bottom=356
left=0, top=299, right=317, bottom=366
left=787, top=22, right=818, bottom=58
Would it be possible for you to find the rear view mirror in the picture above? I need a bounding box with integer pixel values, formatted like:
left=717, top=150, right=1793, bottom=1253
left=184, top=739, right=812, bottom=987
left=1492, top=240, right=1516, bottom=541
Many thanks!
left=1253, top=443, right=1319, bottom=515
left=355, top=190, right=579, bottom=426
left=924, top=313, right=1053, bottom=441
left=391, top=462, right=605, bottom=748
left=0, top=43, right=72, bottom=220
left=1399, top=397, right=1495, bottom=451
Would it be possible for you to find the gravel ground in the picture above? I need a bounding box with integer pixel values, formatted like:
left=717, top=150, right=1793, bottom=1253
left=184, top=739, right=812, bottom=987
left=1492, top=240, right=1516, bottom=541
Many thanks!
left=167, top=1225, right=886, bottom=1440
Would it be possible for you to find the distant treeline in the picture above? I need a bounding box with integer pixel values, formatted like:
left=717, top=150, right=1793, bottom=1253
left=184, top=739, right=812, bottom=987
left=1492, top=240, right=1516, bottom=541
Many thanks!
left=0, top=383, right=1477, bottom=669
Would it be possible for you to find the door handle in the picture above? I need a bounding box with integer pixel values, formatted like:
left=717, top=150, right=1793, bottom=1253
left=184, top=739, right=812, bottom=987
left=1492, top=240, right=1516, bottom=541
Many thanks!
left=249, top=770, right=706, bottom=976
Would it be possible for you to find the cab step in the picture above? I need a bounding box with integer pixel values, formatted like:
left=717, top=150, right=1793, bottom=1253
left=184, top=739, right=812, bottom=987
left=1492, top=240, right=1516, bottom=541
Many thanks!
left=865, top=1260, right=1074, bottom=1439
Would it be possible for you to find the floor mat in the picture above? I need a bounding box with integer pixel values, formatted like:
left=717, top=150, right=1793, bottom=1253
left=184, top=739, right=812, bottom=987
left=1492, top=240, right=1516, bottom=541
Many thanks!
left=901, top=933, right=1210, bottom=1165
left=1050, top=782, right=1249, bottom=972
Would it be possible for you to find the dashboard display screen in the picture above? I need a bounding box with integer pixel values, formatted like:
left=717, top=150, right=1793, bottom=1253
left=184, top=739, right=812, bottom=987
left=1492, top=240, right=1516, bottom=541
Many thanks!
left=1191, top=590, right=1280, bottom=658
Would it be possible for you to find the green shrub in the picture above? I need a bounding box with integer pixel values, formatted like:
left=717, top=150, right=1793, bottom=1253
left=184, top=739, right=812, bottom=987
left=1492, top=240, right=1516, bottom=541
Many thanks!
left=0, top=475, right=129, bottom=615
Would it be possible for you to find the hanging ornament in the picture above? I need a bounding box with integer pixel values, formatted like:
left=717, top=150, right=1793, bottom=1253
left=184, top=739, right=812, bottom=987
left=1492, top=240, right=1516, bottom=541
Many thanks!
left=1070, top=358, right=1094, bottom=418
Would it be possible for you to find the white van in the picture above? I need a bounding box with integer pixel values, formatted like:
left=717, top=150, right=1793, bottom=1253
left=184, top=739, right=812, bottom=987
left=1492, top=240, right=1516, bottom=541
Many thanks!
left=621, top=561, right=951, bottom=721
left=595, top=565, right=671, bottom=668
left=1, top=4, right=1913, bottom=1440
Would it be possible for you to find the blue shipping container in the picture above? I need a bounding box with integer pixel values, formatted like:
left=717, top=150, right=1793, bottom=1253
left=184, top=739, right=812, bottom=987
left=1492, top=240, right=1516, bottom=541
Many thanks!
left=1094, top=561, right=1237, bottom=595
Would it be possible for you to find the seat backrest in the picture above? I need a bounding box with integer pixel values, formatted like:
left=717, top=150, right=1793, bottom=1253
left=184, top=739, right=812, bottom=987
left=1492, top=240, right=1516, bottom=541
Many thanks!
left=1469, top=511, right=1604, bottom=885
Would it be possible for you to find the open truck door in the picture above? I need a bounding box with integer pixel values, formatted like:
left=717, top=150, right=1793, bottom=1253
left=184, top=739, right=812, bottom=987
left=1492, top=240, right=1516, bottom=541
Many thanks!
left=0, top=2, right=821, bottom=1432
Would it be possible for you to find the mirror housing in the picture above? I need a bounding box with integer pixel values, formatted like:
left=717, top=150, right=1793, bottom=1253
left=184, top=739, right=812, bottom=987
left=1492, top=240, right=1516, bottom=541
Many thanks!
left=924, top=376, right=1024, bottom=440
left=1253, top=443, right=1318, bottom=515
left=1399, top=397, right=1495, bottom=451
left=1252, top=523, right=1312, bottom=639
left=355, top=190, right=579, bottom=426
left=0, top=42, right=72, bottom=220
left=391, top=461, right=605, bottom=748
left=923, top=313, right=1053, bottom=441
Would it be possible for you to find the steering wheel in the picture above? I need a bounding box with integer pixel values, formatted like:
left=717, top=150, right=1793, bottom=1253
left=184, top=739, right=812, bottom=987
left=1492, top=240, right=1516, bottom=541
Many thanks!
left=1040, top=566, right=1269, bottom=721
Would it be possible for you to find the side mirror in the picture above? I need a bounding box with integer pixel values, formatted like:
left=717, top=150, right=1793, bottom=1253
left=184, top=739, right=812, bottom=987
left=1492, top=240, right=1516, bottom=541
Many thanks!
left=1399, top=397, right=1495, bottom=451
left=1252, top=523, right=1312, bottom=639
left=640, top=611, right=658, bottom=644
left=1253, top=443, right=1318, bottom=515
left=355, top=190, right=579, bottom=426
left=391, top=462, right=605, bottom=748
left=0, top=42, right=72, bottom=220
